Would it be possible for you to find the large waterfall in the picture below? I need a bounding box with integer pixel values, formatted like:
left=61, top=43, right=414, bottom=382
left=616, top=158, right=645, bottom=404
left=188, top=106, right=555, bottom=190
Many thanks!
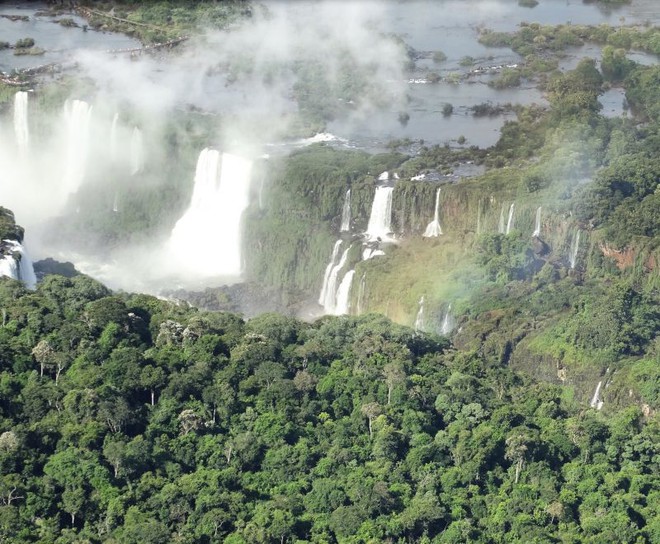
left=0, top=240, right=37, bottom=289
left=319, top=240, right=343, bottom=305
left=62, top=100, right=93, bottom=195
left=366, top=186, right=393, bottom=240
left=569, top=230, right=580, bottom=269
left=169, top=149, right=252, bottom=278
left=335, top=269, right=355, bottom=315
left=319, top=245, right=351, bottom=314
left=130, top=127, right=144, bottom=175
left=14, top=91, right=29, bottom=157
left=423, top=187, right=442, bottom=237
left=532, top=206, right=542, bottom=237
left=340, top=189, right=351, bottom=232
left=505, top=203, right=515, bottom=235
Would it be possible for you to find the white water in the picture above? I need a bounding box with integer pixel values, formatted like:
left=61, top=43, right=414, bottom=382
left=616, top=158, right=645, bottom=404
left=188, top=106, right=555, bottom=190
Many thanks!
left=169, top=149, right=252, bottom=278
left=356, top=273, right=366, bottom=315
left=476, top=200, right=482, bottom=235
left=112, top=192, right=119, bottom=213
left=340, top=189, right=351, bottom=232
left=532, top=206, right=542, bottom=237
left=319, top=240, right=343, bottom=305
left=334, top=269, right=355, bottom=315
left=378, top=171, right=389, bottom=181
left=423, top=187, right=442, bottom=237
left=320, top=246, right=351, bottom=313
left=505, top=203, right=515, bottom=235
left=130, top=127, right=144, bottom=175
left=589, top=381, right=604, bottom=410
left=569, top=230, right=580, bottom=269
left=14, top=91, right=29, bottom=157
left=414, top=296, right=425, bottom=331
left=498, top=203, right=506, bottom=234
left=440, top=304, right=454, bottom=335
left=62, top=100, right=93, bottom=196
left=362, top=247, right=385, bottom=260
left=0, top=240, right=36, bottom=289
left=366, top=186, right=394, bottom=240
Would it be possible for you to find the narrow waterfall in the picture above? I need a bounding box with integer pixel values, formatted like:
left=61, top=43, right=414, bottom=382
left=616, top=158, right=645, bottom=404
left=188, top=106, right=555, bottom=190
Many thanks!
left=340, top=189, right=351, bottom=232
left=110, top=113, right=119, bottom=162
left=423, top=187, right=442, bottom=237
left=0, top=240, right=36, bottom=289
left=169, top=150, right=253, bottom=278
left=362, top=247, right=385, bottom=260
left=476, top=200, right=482, bottom=235
left=321, top=246, right=350, bottom=313
left=532, top=206, right=542, bottom=237
left=334, top=270, right=355, bottom=315
left=112, top=192, right=119, bottom=213
left=498, top=204, right=506, bottom=234
left=319, top=240, right=343, bottom=305
left=356, top=273, right=367, bottom=315
left=62, top=100, right=93, bottom=195
left=505, top=203, right=515, bottom=235
left=366, top=186, right=393, bottom=240
left=14, top=91, right=29, bottom=156
left=589, top=381, right=604, bottom=410
left=440, top=304, right=454, bottom=335
left=414, top=296, right=425, bottom=331
left=130, top=127, right=144, bottom=175
left=569, top=230, right=580, bottom=269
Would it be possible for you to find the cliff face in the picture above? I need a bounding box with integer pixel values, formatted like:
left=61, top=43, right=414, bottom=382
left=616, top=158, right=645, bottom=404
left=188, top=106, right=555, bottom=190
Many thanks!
left=0, top=207, right=36, bottom=288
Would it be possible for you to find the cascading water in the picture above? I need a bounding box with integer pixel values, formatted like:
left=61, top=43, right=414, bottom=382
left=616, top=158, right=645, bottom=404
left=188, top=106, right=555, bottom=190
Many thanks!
left=0, top=240, right=36, bottom=289
left=589, top=381, right=604, bottom=410
left=476, top=200, right=482, bottom=235
left=532, top=206, right=542, bottom=237
left=130, top=127, right=144, bottom=175
left=112, top=192, right=119, bottom=213
left=62, top=100, right=92, bottom=195
left=414, top=296, right=425, bottom=331
left=498, top=204, right=506, bottom=234
left=320, top=246, right=351, bottom=313
left=423, top=187, right=442, bottom=237
left=505, top=203, right=515, bottom=235
left=440, top=304, right=454, bottom=335
left=319, top=240, right=343, bottom=305
left=340, top=189, right=351, bottom=232
left=169, top=149, right=252, bottom=278
left=334, top=269, right=355, bottom=315
left=362, top=247, right=385, bottom=260
left=366, top=186, right=393, bottom=240
left=14, top=91, right=29, bottom=157
left=356, top=273, right=366, bottom=315
left=569, top=230, right=580, bottom=269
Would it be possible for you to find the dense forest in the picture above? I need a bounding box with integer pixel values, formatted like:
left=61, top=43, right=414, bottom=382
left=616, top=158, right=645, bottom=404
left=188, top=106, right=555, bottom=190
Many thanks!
left=0, top=274, right=658, bottom=543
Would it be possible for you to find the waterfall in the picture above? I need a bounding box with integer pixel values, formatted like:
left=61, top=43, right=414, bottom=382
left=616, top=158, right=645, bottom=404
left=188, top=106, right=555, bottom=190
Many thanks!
left=362, top=247, right=385, bottom=260
left=110, top=113, right=119, bottom=162
left=505, top=203, right=515, bottom=235
left=169, top=150, right=252, bottom=278
left=319, top=240, right=343, bottom=305
left=356, top=273, right=366, bottom=315
left=414, top=296, right=425, bottom=332
left=366, top=186, right=394, bottom=240
left=589, top=381, right=604, bottom=410
left=334, top=270, right=355, bottom=315
left=340, top=189, right=351, bottom=232
left=14, top=91, right=29, bottom=156
left=532, top=206, right=542, bottom=237
left=320, top=246, right=350, bottom=313
left=62, top=100, right=93, bottom=195
left=112, top=192, right=119, bottom=213
left=440, top=304, right=454, bottom=335
left=476, top=200, right=482, bottom=235
left=0, top=240, right=36, bottom=289
left=569, top=230, right=580, bottom=269
left=258, top=176, right=265, bottom=210
left=130, top=127, right=144, bottom=175
left=498, top=204, right=506, bottom=234
left=423, top=187, right=443, bottom=237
